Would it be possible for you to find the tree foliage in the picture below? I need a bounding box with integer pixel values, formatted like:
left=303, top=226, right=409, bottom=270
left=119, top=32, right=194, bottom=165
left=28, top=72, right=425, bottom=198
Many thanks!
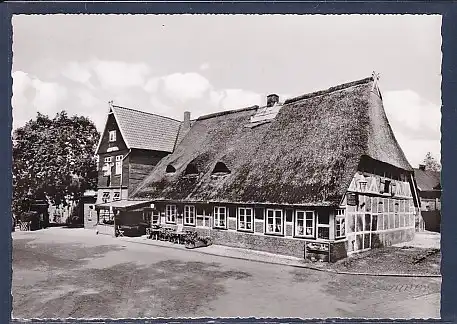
left=13, top=111, right=100, bottom=215
left=422, top=152, right=441, bottom=172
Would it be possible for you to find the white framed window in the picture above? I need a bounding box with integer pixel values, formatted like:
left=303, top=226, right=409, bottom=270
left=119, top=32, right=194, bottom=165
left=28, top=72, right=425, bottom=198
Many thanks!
left=102, top=192, right=110, bottom=203
left=109, top=130, right=116, bottom=142
left=317, top=212, right=330, bottom=239
left=104, top=156, right=112, bottom=163
left=115, top=155, right=123, bottom=175
left=166, top=205, right=177, bottom=224
left=266, top=209, right=283, bottom=235
left=238, top=207, right=253, bottom=231
left=214, top=206, right=227, bottom=228
left=335, top=209, right=346, bottom=239
left=113, top=192, right=120, bottom=201
left=295, top=210, right=315, bottom=237
left=152, top=211, right=161, bottom=224
left=184, top=205, right=196, bottom=226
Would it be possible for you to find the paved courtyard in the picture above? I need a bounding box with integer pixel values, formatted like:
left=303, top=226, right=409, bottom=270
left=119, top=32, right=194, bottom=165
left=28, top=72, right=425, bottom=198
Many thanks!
left=12, top=228, right=441, bottom=319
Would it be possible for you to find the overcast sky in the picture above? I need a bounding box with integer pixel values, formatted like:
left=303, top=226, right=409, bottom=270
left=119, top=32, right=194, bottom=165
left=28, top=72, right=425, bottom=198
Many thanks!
left=12, top=14, right=441, bottom=168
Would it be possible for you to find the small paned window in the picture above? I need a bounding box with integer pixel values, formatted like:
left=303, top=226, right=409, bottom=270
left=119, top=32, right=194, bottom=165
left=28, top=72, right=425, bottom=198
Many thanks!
left=266, top=209, right=283, bottom=235
left=109, top=130, right=116, bottom=142
left=295, top=211, right=315, bottom=237
left=115, top=155, right=123, bottom=175
left=184, top=205, right=196, bottom=225
left=238, top=207, right=253, bottom=231
left=335, top=209, right=346, bottom=239
left=113, top=192, right=121, bottom=201
left=166, top=205, right=177, bottom=223
left=214, top=206, right=227, bottom=229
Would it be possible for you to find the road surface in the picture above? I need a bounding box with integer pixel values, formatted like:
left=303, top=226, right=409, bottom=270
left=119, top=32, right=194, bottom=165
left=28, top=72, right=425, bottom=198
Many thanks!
left=12, top=228, right=441, bottom=319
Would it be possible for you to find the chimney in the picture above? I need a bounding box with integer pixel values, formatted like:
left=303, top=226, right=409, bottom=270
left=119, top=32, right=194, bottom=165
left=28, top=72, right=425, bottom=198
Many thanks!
left=266, top=94, right=279, bottom=107
left=183, top=111, right=191, bottom=130
left=419, top=164, right=426, bottom=171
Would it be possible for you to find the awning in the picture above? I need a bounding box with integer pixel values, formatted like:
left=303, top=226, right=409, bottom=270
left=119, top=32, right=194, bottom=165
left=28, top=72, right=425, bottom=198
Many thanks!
left=95, top=200, right=152, bottom=212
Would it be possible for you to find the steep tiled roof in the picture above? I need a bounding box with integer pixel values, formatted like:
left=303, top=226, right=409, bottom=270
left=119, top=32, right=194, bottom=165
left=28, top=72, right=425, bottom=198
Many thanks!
left=111, top=105, right=181, bottom=153
left=414, top=168, right=441, bottom=192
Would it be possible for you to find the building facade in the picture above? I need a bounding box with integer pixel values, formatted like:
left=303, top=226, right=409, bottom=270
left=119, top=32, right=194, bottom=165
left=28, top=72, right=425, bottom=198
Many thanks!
left=414, top=165, right=441, bottom=232
left=123, top=74, right=420, bottom=262
left=93, top=103, right=183, bottom=229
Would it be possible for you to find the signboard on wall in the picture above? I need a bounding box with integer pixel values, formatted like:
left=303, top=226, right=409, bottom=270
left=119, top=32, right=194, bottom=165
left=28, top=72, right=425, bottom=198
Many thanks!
left=347, top=193, right=358, bottom=206
left=304, top=241, right=331, bottom=262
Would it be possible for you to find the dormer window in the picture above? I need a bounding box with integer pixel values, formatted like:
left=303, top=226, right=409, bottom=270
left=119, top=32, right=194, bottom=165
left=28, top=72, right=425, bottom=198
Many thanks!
left=109, top=130, right=116, bottom=142
left=184, top=163, right=198, bottom=176
left=212, top=162, right=231, bottom=175
left=166, top=165, right=176, bottom=174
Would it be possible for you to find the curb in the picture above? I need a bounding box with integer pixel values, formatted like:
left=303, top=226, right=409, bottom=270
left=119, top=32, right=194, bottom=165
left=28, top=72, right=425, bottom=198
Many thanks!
left=118, top=237, right=442, bottom=279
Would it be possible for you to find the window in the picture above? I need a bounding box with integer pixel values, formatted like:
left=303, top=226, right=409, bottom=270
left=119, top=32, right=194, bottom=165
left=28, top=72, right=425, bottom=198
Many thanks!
left=383, top=180, right=391, bottom=194
left=238, top=207, right=253, bottom=231
left=316, top=212, right=330, bottom=239
left=109, top=130, right=116, bottom=142
left=295, top=210, right=315, bottom=237
left=113, top=192, right=120, bottom=201
left=335, top=209, right=346, bottom=239
left=152, top=211, right=160, bottom=224
left=212, top=162, right=231, bottom=175
left=103, top=157, right=112, bottom=176
left=166, top=205, right=177, bottom=224
left=184, top=205, right=196, bottom=225
left=166, top=165, right=176, bottom=173
left=115, top=155, right=123, bottom=175
left=184, top=163, right=198, bottom=176
left=102, top=192, right=110, bottom=203
left=266, top=209, right=283, bottom=235
left=214, top=206, right=227, bottom=228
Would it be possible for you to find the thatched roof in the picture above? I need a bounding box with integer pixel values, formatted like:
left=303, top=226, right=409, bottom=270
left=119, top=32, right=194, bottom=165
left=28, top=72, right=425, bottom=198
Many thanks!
left=131, top=76, right=412, bottom=206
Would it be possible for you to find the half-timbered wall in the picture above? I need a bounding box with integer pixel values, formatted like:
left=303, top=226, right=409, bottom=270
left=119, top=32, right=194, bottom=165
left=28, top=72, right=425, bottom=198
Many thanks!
left=341, top=171, right=416, bottom=254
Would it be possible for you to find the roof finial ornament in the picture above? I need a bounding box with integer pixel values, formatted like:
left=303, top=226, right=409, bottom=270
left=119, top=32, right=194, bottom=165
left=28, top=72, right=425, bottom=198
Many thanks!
left=108, top=100, right=114, bottom=109
left=371, top=71, right=380, bottom=91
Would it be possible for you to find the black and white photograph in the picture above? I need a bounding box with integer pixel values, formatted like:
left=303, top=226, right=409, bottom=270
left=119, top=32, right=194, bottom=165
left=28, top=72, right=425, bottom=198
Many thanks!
left=11, top=14, right=442, bottom=319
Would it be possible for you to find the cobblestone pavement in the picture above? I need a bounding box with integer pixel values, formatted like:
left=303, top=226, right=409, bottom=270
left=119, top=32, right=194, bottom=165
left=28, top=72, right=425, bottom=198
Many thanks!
left=12, top=228, right=441, bottom=319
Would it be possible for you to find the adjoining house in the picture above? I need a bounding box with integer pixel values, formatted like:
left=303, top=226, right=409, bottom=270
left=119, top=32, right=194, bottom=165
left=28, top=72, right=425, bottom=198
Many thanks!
left=123, top=74, right=420, bottom=262
left=92, top=103, right=182, bottom=235
left=414, top=165, right=441, bottom=232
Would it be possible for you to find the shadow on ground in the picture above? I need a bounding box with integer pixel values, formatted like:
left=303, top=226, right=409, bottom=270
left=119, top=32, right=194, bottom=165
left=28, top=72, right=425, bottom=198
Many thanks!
left=13, top=239, right=251, bottom=319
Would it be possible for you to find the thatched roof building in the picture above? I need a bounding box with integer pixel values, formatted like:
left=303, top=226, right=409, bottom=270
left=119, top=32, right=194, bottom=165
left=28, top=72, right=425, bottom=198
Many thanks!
left=131, top=76, right=412, bottom=207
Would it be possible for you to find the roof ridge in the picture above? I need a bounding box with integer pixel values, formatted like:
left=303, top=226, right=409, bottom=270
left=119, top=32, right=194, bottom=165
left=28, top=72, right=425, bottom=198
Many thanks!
left=197, top=105, right=259, bottom=121
left=284, top=76, right=374, bottom=105
left=112, top=105, right=181, bottom=123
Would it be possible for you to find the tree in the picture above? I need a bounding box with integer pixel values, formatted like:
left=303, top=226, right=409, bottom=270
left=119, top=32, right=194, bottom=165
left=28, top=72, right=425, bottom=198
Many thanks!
left=422, top=152, right=441, bottom=172
left=12, top=111, right=100, bottom=217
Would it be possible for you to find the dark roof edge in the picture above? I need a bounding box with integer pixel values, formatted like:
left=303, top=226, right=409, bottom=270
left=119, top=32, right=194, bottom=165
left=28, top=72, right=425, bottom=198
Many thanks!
left=284, top=76, right=374, bottom=105
left=197, top=105, right=260, bottom=121
left=112, top=105, right=181, bottom=123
